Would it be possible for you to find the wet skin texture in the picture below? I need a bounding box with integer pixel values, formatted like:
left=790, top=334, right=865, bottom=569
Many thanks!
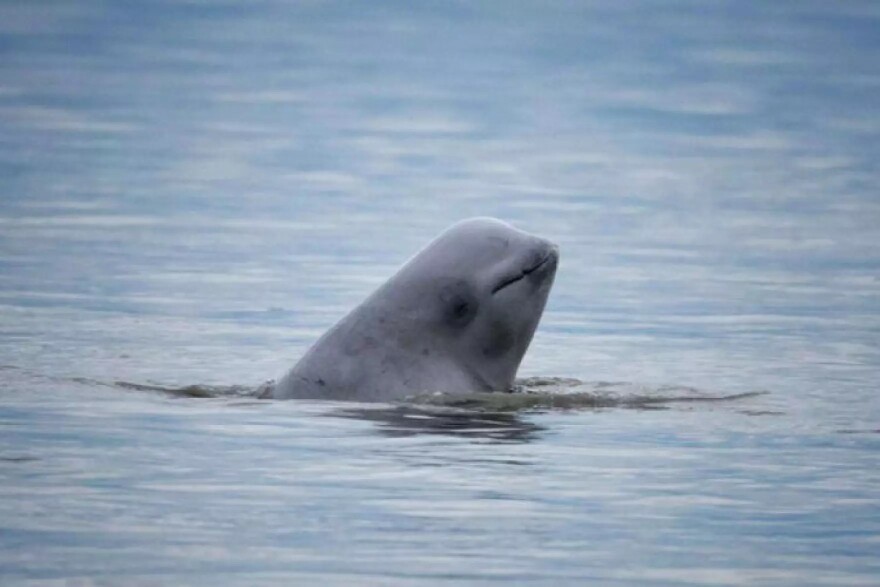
left=269, top=218, right=559, bottom=401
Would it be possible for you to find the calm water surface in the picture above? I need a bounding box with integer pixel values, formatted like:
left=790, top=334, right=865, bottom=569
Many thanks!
left=1, top=2, right=878, bottom=585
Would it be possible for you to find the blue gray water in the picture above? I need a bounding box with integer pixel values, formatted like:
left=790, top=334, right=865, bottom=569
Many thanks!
left=1, top=1, right=879, bottom=585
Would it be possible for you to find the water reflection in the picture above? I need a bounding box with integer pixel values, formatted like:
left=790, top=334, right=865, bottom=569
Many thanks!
left=331, top=405, right=544, bottom=443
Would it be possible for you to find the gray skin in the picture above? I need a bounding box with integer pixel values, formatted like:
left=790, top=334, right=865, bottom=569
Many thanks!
left=269, top=217, right=559, bottom=401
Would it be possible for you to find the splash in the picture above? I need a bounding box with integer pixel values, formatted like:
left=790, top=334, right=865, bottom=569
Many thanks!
left=111, top=375, right=767, bottom=411
left=407, top=377, right=767, bottom=412
left=5, top=366, right=767, bottom=410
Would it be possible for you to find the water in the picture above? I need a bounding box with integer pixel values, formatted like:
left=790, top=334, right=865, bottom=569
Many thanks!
left=1, top=1, right=879, bottom=584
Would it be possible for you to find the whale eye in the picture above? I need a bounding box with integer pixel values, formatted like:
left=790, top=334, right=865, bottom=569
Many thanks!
left=438, top=281, right=479, bottom=328
left=445, top=294, right=476, bottom=327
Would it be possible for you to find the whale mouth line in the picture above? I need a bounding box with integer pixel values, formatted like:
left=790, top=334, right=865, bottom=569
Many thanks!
left=491, top=254, right=552, bottom=295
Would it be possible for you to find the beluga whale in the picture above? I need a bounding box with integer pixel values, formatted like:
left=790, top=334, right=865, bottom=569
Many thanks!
left=267, top=217, right=558, bottom=401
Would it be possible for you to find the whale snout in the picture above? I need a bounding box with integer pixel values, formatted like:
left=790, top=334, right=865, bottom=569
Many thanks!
left=541, top=241, right=560, bottom=266
left=529, top=240, right=559, bottom=283
left=492, top=239, right=559, bottom=295
left=526, top=242, right=557, bottom=274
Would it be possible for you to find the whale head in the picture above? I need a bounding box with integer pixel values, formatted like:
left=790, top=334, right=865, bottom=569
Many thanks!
left=391, top=217, right=558, bottom=393
left=275, top=217, right=559, bottom=400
